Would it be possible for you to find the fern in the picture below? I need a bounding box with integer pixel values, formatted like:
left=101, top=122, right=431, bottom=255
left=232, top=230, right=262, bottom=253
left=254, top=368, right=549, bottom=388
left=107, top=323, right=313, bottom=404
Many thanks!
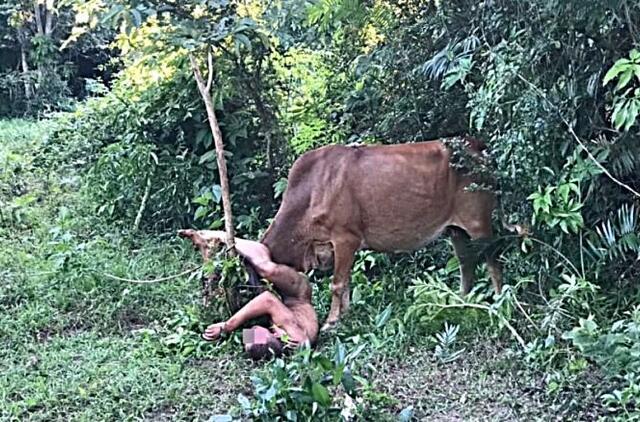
left=587, top=204, right=640, bottom=261
left=610, top=140, right=640, bottom=178
left=433, top=322, right=465, bottom=364
left=418, top=35, right=480, bottom=80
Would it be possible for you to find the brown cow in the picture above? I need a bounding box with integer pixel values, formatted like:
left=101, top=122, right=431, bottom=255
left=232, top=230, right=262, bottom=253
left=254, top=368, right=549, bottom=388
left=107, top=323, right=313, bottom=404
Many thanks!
left=259, top=137, right=502, bottom=331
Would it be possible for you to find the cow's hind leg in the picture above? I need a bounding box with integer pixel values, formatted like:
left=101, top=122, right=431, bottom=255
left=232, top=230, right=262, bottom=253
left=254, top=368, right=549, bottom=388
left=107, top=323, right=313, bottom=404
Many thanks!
left=452, top=219, right=503, bottom=295
left=486, top=254, right=502, bottom=294
left=450, top=227, right=479, bottom=295
left=340, top=288, right=350, bottom=316
left=322, top=237, right=360, bottom=332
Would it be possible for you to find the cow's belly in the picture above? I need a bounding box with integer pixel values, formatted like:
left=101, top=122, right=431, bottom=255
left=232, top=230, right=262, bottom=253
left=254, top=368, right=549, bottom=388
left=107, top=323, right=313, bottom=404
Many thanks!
left=362, top=218, right=450, bottom=252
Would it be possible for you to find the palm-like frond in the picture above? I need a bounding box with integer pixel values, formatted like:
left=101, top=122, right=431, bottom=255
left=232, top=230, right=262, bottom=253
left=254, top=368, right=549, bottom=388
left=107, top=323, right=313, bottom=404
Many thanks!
left=588, top=204, right=640, bottom=261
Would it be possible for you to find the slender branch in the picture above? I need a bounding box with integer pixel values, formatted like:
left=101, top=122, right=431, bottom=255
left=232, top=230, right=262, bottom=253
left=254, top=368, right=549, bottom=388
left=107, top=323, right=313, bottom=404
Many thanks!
left=206, top=48, right=214, bottom=92
left=189, top=52, right=236, bottom=254
left=34, top=1, right=44, bottom=35
left=623, top=0, right=639, bottom=45
left=102, top=266, right=202, bottom=284
left=527, top=236, right=582, bottom=278
left=513, top=294, right=541, bottom=334
left=133, top=176, right=151, bottom=231
left=19, top=34, right=32, bottom=99
left=44, top=0, right=54, bottom=36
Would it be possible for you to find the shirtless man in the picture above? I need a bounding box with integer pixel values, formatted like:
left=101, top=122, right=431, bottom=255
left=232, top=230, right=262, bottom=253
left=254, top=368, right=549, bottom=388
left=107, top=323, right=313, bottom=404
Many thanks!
left=178, top=229, right=319, bottom=359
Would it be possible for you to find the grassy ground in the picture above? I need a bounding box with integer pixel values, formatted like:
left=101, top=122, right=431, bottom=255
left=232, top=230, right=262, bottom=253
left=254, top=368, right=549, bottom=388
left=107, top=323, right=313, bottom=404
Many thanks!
left=1, top=119, right=608, bottom=420
left=1, top=119, right=255, bottom=420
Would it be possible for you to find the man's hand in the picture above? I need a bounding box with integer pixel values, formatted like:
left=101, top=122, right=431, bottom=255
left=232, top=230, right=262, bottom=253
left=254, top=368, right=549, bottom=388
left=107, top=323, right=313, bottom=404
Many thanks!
left=202, top=322, right=227, bottom=341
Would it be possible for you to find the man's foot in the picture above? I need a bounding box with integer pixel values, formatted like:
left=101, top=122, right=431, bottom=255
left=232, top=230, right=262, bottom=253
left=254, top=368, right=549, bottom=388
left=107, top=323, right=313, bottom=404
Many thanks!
left=202, top=322, right=226, bottom=341
left=178, top=229, right=224, bottom=260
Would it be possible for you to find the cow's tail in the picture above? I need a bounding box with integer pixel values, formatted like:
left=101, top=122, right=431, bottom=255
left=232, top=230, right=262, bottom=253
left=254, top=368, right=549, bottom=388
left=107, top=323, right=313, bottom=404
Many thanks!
left=462, top=135, right=488, bottom=154
left=497, top=205, right=530, bottom=237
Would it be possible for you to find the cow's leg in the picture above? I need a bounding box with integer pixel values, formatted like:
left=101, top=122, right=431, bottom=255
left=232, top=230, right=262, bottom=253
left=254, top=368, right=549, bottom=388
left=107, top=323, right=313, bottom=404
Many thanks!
left=322, top=238, right=359, bottom=331
left=486, top=254, right=503, bottom=294
left=450, top=227, right=479, bottom=295
left=455, top=219, right=503, bottom=295
left=340, top=288, right=350, bottom=316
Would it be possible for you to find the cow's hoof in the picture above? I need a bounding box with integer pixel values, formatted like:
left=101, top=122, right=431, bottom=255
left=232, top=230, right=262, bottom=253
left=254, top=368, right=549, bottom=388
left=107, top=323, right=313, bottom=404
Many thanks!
left=320, top=321, right=338, bottom=332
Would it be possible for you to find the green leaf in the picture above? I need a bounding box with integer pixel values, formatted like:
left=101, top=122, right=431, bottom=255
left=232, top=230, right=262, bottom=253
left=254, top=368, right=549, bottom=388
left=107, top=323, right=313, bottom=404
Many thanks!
left=196, top=128, right=213, bottom=148
left=603, top=63, right=625, bottom=86
left=237, top=393, right=251, bottom=410
left=211, top=415, right=233, bottom=422
left=130, top=9, right=142, bottom=27
left=624, top=99, right=639, bottom=131
left=612, top=100, right=628, bottom=130
left=317, top=356, right=332, bottom=370
left=234, top=33, right=252, bottom=51
left=194, top=206, right=209, bottom=221
left=615, top=68, right=635, bottom=92
left=199, top=150, right=218, bottom=165
left=332, top=364, right=344, bottom=385
left=311, top=383, right=331, bottom=406
left=351, top=285, right=362, bottom=304
left=341, top=368, right=356, bottom=394
left=285, top=410, right=298, bottom=421
left=273, top=178, right=288, bottom=199
left=211, top=185, right=222, bottom=203
left=375, top=304, right=393, bottom=328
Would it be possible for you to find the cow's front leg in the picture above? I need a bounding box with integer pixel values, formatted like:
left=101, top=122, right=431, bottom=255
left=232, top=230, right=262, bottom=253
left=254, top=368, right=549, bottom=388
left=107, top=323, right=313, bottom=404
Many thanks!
left=322, top=238, right=359, bottom=332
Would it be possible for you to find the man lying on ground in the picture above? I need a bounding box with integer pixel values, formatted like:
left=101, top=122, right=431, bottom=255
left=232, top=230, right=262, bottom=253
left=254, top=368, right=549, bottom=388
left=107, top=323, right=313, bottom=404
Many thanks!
left=178, top=229, right=319, bottom=359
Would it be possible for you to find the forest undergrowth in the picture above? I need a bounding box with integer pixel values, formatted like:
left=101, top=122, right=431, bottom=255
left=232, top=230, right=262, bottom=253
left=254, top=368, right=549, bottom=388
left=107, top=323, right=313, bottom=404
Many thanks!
left=0, top=119, right=619, bottom=420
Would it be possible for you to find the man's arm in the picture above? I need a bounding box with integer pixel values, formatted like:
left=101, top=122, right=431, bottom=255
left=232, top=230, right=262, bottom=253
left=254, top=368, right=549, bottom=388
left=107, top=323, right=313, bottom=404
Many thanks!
left=202, top=290, right=295, bottom=340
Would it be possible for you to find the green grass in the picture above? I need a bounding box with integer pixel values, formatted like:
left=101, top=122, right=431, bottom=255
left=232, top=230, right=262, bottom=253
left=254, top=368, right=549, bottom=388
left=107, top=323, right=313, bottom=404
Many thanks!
left=0, top=119, right=612, bottom=420
left=0, top=119, right=254, bottom=420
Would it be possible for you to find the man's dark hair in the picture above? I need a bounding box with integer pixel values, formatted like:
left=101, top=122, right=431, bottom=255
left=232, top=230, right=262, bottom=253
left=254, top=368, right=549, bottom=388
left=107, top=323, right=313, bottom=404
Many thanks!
left=246, top=336, right=284, bottom=360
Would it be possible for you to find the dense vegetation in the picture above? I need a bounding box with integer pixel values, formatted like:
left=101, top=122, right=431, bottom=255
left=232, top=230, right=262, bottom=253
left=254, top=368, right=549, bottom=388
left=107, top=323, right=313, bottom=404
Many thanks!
left=2, top=0, right=639, bottom=419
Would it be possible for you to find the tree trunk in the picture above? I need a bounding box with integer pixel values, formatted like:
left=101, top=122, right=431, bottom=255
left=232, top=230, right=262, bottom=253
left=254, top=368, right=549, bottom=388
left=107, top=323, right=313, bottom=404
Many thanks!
left=189, top=52, right=236, bottom=254
left=19, top=35, right=32, bottom=100
left=34, top=1, right=44, bottom=35
left=44, top=1, right=54, bottom=36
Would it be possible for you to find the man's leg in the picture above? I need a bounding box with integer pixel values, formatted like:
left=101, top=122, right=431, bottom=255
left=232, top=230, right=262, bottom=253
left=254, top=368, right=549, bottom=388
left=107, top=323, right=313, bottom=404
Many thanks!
left=179, top=229, right=310, bottom=299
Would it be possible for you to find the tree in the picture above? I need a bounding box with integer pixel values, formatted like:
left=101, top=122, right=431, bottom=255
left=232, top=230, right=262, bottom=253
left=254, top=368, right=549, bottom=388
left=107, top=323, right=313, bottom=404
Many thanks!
left=0, top=0, right=113, bottom=116
left=65, top=0, right=277, bottom=306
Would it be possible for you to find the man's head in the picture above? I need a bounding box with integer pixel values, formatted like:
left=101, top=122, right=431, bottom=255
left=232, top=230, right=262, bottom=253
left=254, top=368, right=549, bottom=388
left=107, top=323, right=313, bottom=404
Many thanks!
left=243, top=326, right=283, bottom=360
